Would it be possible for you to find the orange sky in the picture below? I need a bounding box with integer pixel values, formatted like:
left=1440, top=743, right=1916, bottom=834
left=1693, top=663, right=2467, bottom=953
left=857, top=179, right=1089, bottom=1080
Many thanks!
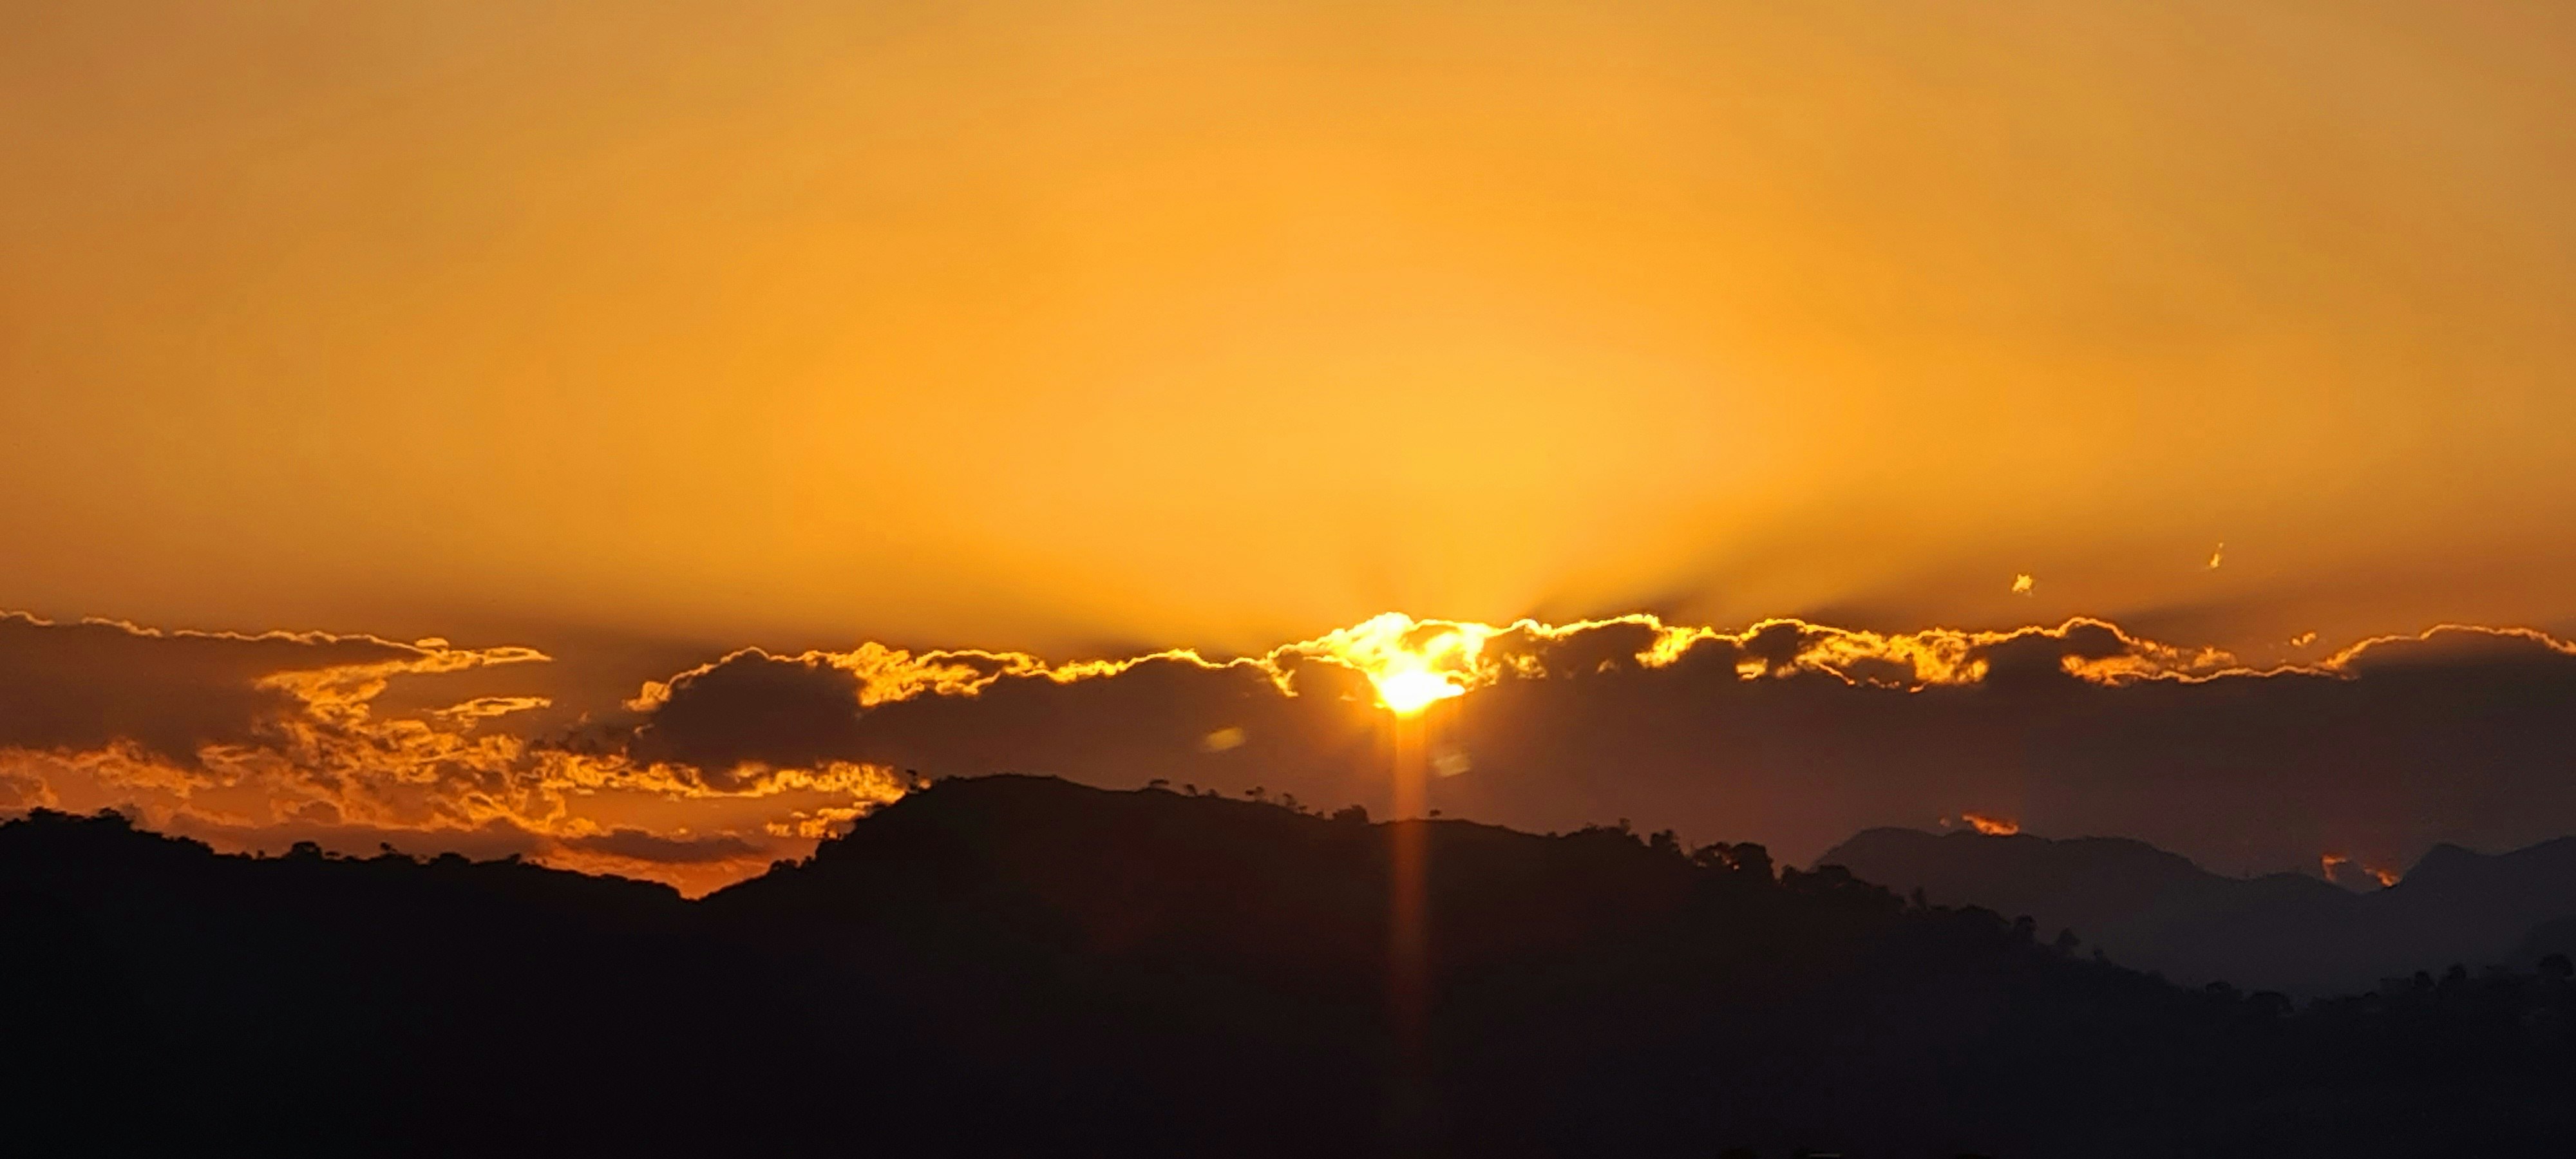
left=5, top=1, right=2573, bottom=660
left=6, top=3, right=2576, bottom=893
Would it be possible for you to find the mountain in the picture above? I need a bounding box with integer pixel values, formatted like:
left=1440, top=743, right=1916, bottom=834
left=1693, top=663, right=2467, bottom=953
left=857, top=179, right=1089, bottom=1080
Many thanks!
left=8, top=776, right=2576, bottom=1156
left=1819, top=827, right=2576, bottom=993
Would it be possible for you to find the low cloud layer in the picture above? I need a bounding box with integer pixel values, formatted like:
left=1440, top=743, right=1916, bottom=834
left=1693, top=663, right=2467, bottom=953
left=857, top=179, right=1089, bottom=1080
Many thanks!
left=0, top=612, right=902, bottom=894
left=5, top=608, right=2571, bottom=890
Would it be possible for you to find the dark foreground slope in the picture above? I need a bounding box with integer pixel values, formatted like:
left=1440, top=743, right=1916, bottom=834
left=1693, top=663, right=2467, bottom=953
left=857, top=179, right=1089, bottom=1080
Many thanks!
left=1819, top=827, right=2576, bottom=994
left=6, top=777, right=2575, bottom=1157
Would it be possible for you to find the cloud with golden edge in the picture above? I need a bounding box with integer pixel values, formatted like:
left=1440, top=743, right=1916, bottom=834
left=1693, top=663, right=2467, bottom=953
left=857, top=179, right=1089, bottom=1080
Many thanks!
left=640, top=613, right=2573, bottom=729
left=14, top=607, right=2576, bottom=895
left=0, top=610, right=910, bottom=894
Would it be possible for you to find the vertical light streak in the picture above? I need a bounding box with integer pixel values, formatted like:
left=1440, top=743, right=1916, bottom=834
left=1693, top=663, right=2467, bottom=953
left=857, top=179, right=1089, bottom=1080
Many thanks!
left=1385, top=705, right=1432, bottom=1149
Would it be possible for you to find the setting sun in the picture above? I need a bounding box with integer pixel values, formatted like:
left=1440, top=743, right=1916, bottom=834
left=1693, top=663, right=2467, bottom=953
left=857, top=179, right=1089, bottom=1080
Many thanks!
left=9, top=3, right=2576, bottom=1151
left=1372, top=668, right=1464, bottom=717
left=1293, top=614, right=1490, bottom=716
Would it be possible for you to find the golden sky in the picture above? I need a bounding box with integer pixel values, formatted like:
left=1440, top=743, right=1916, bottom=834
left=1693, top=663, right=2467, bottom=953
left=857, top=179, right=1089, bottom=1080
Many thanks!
left=6, top=3, right=2576, bottom=893
left=6, top=1, right=2573, bottom=659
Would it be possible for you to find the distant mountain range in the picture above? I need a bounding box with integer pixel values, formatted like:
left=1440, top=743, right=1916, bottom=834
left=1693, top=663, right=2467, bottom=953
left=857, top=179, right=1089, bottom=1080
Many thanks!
left=1819, top=826, right=2576, bottom=994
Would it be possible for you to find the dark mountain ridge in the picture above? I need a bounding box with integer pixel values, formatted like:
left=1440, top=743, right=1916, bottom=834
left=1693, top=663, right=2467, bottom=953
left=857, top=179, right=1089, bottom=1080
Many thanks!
left=7, top=776, right=2575, bottom=1156
left=1819, top=827, right=2576, bottom=994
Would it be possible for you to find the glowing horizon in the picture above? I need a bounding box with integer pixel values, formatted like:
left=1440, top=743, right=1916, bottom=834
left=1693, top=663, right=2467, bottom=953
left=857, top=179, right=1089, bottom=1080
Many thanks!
left=5, top=1, right=2574, bottom=905
left=7, top=603, right=2571, bottom=894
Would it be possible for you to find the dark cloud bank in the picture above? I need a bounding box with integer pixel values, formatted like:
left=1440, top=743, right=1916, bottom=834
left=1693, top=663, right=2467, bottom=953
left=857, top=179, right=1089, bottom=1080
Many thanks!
left=633, top=620, right=2576, bottom=879
left=5, top=609, right=2573, bottom=885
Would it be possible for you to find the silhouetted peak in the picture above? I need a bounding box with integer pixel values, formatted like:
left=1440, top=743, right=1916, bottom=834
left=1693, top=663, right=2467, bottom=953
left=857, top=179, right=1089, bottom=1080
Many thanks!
left=2400, top=842, right=2494, bottom=890
left=800, top=773, right=1380, bottom=866
left=2500, top=834, right=2576, bottom=877
left=1821, top=825, right=2215, bottom=894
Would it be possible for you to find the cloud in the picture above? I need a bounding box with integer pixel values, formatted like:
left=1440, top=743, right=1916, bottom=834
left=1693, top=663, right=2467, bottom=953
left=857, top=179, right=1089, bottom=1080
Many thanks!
left=0, top=611, right=522, bottom=759
left=605, top=614, right=2576, bottom=883
left=627, top=649, right=869, bottom=786
left=560, top=827, right=766, bottom=865
left=10, top=607, right=2576, bottom=896
left=0, top=611, right=904, bottom=894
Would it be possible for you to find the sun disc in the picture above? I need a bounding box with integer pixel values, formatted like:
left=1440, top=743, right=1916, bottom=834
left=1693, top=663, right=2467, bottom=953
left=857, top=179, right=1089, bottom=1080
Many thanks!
left=1374, top=669, right=1462, bottom=716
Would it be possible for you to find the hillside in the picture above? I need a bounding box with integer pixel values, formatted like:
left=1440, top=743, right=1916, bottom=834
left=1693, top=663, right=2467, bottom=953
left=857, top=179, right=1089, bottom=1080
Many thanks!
left=6, top=777, right=2574, bottom=1156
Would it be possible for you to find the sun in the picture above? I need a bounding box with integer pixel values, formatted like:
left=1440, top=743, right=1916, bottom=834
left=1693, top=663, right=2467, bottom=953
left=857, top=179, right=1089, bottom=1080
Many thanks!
left=1285, top=612, right=1493, bottom=716
left=1372, top=667, right=1464, bottom=716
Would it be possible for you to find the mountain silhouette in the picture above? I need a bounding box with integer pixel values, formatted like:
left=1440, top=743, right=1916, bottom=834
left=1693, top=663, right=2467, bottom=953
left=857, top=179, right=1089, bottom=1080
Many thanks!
left=1820, top=826, right=2576, bottom=993
left=7, top=776, right=2575, bottom=1156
